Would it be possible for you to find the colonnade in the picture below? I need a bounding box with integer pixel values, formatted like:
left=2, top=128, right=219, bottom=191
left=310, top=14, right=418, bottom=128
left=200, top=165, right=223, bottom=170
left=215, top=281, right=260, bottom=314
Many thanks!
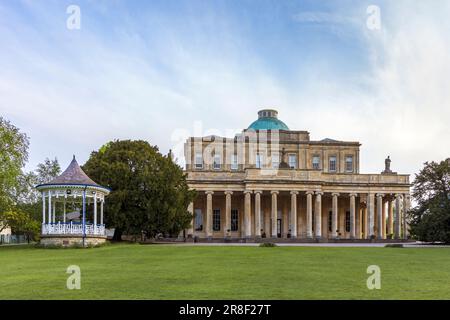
left=187, top=190, right=411, bottom=240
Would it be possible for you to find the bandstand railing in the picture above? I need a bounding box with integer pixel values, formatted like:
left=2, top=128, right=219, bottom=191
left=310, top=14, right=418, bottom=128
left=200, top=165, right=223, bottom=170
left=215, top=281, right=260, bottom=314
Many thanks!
left=42, top=222, right=106, bottom=236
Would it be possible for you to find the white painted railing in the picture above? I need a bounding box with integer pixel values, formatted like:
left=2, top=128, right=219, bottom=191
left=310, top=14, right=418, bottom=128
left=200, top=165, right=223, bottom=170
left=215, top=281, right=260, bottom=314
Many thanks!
left=42, top=223, right=105, bottom=236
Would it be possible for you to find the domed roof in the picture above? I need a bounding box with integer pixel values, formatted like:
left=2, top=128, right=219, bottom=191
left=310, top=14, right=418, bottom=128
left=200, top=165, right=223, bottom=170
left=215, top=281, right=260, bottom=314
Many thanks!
left=248, top=109, right=289, bottom=130
left=36, top=156, right=109, bottom=193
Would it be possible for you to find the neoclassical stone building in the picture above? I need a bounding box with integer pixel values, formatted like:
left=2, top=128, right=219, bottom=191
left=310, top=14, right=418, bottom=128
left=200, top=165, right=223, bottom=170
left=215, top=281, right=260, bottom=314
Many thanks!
left=184, top=109, right=410, bottom=241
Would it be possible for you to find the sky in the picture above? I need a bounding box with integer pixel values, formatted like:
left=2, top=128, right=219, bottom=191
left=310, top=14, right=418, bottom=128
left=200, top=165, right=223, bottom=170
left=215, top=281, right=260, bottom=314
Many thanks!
left=1, top=0, right=450, bottom=179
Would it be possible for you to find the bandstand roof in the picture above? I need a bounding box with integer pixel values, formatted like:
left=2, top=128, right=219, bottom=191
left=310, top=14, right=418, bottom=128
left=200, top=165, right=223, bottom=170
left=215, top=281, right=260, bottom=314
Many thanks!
left=36, top=156, right=110, bottom=193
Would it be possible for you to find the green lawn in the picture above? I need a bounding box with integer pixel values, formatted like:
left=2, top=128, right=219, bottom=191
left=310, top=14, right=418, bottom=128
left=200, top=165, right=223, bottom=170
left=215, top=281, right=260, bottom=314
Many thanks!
left=0, top=244, right=449, bottom=299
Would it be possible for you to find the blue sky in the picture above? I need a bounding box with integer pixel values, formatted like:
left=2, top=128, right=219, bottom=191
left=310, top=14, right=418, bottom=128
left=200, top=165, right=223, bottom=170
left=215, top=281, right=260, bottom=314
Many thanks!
left=1, top=0, right=450, bottom=177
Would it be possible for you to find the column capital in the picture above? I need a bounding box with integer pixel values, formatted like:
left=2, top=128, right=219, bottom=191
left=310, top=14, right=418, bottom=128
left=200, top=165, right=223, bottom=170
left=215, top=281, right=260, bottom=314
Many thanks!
left=254, top=190, right=263, bottom=194
left=395, top=193, right=403, bottom=199
left=224, top=190, right=233, bottom=195
left=331, top=192, right=340, bottom=197
left=315, top=191, right=324, bottom=196
left=243, top=190, right=252, bottom=195
left=376, top=193, right=385, bottom=197
left=305, top=190, right=314, bottom=195
left=205, top=191, right=214, bottom=195
left=290, top=191, right=299, bottom=195
left=349, top=192, right=358, bottom=197
left=270, top=190, right=279, bottom=195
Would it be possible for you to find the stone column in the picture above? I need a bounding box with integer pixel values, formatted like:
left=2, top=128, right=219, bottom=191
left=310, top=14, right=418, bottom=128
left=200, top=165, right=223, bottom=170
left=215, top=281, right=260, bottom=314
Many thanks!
left=306, top=191, right=313, bottom=238
left=376, top=194, right=384, bottom=239
left=314, top=192, right=323, bottom=239
left=388, top=199, right=394, bottom=237
left=254, top=191, right=262, bottom=238
left=42, top=192, right=46, bottom=224
left=349, top=193, right=357, bottom=239
left=394, top=194, right=402, bottom=239
left=403, top=194, right=410, bottom=239
left=363, top=206, right=368, bottom=239
left=224, top=191, right=232, bottom=238
left=382, top=200, right=387, bottom=239
left=206, top=191, right=214, bottom=239
left=187, top=201, right=194, bottom=237
left=331, top=193, right=339, bottom=238
left=244, top=190, right=252, bottom=238
left=290, top=191, right=298, bottom=239
left=368, top=193, right=375, bottom=238
left=271, top=191, right=278, bottom=238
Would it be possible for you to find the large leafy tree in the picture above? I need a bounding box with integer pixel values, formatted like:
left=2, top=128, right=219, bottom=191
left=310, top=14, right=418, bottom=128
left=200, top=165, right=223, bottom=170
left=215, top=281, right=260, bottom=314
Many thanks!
left=83, top=140, right=196, bottom=241
left=409, top=159, right=450, bottom=243
left=0, top=117, right=29, bottom=212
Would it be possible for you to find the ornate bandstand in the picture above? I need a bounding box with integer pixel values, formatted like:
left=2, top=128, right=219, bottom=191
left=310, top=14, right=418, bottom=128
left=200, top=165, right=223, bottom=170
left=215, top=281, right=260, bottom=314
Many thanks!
left=36, top=156, right=110, bottom=247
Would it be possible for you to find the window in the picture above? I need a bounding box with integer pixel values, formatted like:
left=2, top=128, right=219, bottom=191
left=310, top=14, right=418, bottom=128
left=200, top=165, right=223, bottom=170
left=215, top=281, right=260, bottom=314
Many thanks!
left=328, top=211, right=333, bottom=232
left=345, top=211, right=350, bottom=232
left=231, top=154, right=238, bottom=170
left=256, top=153, right=264, bottom=168
left=195, top=152, right=203, bottom=169
left=213, top=154, right=221, bottom=170
left=288, top=154, right=297, bottom=169
left=213, top=209, right=221, bottom=231
left=231, top=209, right=239, bottom=231
left=272, top=153, right=280, bottom=169
left=329, top=156, right=337, bottom=172
left=345, top=156, right=353, bottom=172
left=312, top=155, right=320, bottom=170
left=194, top=209, right=203, bottom=231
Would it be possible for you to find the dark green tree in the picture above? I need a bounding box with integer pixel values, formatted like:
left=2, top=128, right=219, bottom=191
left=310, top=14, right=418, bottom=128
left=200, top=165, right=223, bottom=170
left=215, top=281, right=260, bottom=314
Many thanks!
left=83, top=140, right=196, bottom=241
left=409, top=159, right=450, bottom=243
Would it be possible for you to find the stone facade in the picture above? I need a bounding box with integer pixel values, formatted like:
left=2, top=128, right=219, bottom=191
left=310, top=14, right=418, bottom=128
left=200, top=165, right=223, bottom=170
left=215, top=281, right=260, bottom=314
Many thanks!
left=40, top=235, right=107, bottom=247
left=183, top=109, right=411, bottom=241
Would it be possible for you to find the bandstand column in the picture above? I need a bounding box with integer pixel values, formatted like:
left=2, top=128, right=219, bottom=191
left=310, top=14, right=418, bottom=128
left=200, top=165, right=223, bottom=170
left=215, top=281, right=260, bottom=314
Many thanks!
left=388, top=200, right=394, bottom=236
left=271, top=191, right=278, bottom=238
left=254, top=191, right=262, bottom=238
left=314, top=192, right=323, bottom=239
left=94, top=193, right=98, bottom=226
left=331, top=193, right=339, bottom=238
left=244, top=191, right=252, bottom=238
left=52, top=200, right=56, bottom=223
left=349, top=193, right=357, bottom=239
left=395, top=194, right=402, bottom=239
left=368, top=193, right=375, bottom=238
left=376, top=194, right=384, bottom=239
left=306, top=191, right=313, bottom=238
left=290, top=191, right=298, bottom=239
left=42, top=192, right=46, bottom=224
left=48, top=191, right=51, bottom=224
left=100, top=200, right=104, bottom=225
left=206, top=191, right=214, bottom=239
left=224, top=191, right=232, bottom=238
left=63, top=198, right=66, bottom=223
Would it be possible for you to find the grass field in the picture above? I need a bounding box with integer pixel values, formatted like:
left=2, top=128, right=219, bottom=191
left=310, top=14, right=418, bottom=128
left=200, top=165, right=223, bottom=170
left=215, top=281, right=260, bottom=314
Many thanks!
left=0, top=243, right=449, bottom=299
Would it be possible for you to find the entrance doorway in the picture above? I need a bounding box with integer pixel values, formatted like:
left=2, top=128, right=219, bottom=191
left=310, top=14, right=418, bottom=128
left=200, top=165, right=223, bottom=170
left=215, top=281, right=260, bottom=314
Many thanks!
left=277, top=219, right=282, bottom=238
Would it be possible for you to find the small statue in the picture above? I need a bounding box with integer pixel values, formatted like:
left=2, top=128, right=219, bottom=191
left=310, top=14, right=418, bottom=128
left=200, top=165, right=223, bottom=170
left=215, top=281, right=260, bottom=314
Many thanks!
left=385, top=156, right=391, bottom=172
left=382, top=155, right=396, bottom=174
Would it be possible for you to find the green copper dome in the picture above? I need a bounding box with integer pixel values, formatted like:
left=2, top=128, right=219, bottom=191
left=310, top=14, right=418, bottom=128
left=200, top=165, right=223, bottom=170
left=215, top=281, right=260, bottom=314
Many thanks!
left=248, top=109, right=289, bottom=130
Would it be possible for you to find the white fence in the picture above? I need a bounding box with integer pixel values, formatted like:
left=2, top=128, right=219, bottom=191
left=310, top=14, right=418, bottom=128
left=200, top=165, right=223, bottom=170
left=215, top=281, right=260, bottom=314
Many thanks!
left=42, top=223, right=105, bottom=236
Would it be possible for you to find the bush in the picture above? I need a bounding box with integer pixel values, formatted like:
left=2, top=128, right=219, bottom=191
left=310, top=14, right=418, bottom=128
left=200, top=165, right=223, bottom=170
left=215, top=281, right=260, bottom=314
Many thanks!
left=385, top=244, right=403, bottom=248
left=259, top=242, right=277, bottom=247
